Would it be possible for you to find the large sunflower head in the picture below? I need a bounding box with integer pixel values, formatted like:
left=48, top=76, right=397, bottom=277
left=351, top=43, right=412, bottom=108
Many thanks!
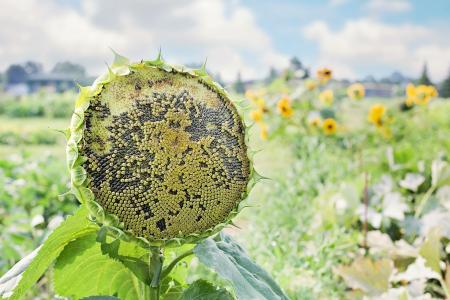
left=66, top=52, right=253, bottom=246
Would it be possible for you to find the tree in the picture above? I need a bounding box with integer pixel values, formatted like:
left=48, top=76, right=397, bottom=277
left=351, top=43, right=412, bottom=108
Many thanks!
left=440, top=68, right=450, bottom=98
left=52, top=61, right=86, bottom=78
left=233, top=72, right=245, bottom=94
left=266, top=67, right=278, bottom=83
left=418, top=63, right=432, bottom=85
left=23, top=61, right=43, bottom=75
left=289, top=57, right=303, bottom=71
left=5, top=64, right=28, bottom=84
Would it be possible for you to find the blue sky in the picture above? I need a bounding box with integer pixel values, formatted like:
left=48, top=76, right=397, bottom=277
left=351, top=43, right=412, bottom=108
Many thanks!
left=2, top=0, right=450, bottom=81
left=242, top=0, right=450, bottom=79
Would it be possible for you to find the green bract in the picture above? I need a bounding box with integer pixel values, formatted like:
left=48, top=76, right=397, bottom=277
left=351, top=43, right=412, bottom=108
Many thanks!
left=67, top=51, right=258, bottom=247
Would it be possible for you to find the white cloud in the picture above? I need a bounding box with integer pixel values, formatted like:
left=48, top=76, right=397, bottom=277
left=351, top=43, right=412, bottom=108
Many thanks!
left=366, top=0, right=412, bottom=14
left=329, top=0, right=349, bottom=7
left=303, top=18, right=450, bottom=80
left=0, top=0, right=288, bottom=81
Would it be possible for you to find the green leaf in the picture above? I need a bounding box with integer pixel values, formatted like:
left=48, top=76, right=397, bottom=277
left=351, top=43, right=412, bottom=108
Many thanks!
left=419, top=227, right=442, bottom=273
left=54, top=233, right=149, bottom=300
left=0, top=206, right=96, bottom=300
left=81, top=297, right=120, bottom=300
left=194, top=233, right=289, bottom=300
left=179, top=280, right=234, bottom=300
left=334, top=257, right=393, bottom=296
left=95, top=227, right=150, bottom=284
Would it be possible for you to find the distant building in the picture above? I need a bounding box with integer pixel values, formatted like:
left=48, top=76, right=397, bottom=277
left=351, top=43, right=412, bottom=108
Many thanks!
left=363, top=82, right=396, bottom=97
left=26, top=73, right=93, bottom=93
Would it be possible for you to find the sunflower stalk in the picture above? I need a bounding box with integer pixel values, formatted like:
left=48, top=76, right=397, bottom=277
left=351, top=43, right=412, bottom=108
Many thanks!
left=161, top=249, right=194, bottom=279
left=149, top=246, right=164, bottom=300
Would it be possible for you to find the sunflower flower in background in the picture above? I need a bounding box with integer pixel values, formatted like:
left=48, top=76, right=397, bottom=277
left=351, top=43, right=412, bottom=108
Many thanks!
left=305, top=79, right=318, bottom=91
left=259, top=122, right=269, bottom=140
left=307, top=111, right=322, bottom=127
left=415, top=85, right=438, bottom=105
left=250, top=109, right=264, bottom=123
left=405, top=83, right=416, bottom=107
left=319, top=89, right=334, bottom=106
left=405, top=83, right=438, bottom=106
left=322, top=118, right=337, bottom=135
left=368, top=104, right=386, bottom=127
left=347, top=83, right=365, bottom=100
left=277, top=95, right=294, bottom=118
left=317, top=68, right=332, bottom=84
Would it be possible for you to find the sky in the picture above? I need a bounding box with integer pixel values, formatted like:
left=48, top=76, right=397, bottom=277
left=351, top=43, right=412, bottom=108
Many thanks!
left=1, top=0, right=450, bottom=82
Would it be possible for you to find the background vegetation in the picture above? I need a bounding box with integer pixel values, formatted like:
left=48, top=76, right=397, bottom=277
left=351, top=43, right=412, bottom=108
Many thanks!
left=0, top=70, right=449, bottom=299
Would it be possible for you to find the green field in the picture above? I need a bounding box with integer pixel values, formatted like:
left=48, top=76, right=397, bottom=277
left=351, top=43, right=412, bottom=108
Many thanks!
left=1, top=89, right=450, bottom=299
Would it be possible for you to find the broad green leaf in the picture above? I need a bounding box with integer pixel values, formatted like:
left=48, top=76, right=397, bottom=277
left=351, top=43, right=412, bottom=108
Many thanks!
left=179, top=280, right=234, bottom=300
left=160, top=277, right=184, bottom=300
left=0, top=206, right=96, bottom=300
left=95, top=227, right=150, bottom=284
left=194, top=233, right=289, bottom=300
left=334, top=257, right=393, bottom=296
left=81, top=297, right=120, bottom=300
left=54, top=233, right=149, bottom=300
left=419, top=227, right=442, bottom=273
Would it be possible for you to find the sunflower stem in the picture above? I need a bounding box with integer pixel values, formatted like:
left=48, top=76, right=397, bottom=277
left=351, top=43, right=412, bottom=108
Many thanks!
left=149, top=246, right=164, bottom=300
left=415, top=184, right=437, bottom=218
left=161, top=249, right=194, bottom=279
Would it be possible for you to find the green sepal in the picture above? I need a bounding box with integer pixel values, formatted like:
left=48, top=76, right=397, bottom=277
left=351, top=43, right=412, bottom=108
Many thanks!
left=71, top=165, right=87, bottom=186
left=146, top=49, right=165, bottom=67
left=70, top=111, right=84, bottom=131
left=54, top=128, right=71, bottom=140
left=86, top=199, right=105, bottom=223
left=66, top=142, right=79, bottom=169
left=110, top=48, right=130, bottom=76
left=71, top=186, right=94, bottom=205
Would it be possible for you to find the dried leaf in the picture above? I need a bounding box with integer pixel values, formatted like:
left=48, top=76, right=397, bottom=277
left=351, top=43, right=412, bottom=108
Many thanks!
left=334, top=257, right=393, bottom=296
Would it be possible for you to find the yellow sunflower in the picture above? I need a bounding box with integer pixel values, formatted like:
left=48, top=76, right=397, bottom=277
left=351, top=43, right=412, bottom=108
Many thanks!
left=305, top=79, right=318, bottom=91
left=310, top=117, right=321, bottom=127
left=319, top=90, right=334, bottom=106
left=277, top=95, right=294, bottom=118
left=405, top=84, right=438, bottom=106
left=368, top=104, right=386, bottom=127
left=322, top=118, right=337, bottom=135
left=317, top=68, right=332, bottom=84
left=250, top=109, right=263, bottom=123
left=259, top=123, right=269, bottom=140
left=347, top=83, right=365, bottom=100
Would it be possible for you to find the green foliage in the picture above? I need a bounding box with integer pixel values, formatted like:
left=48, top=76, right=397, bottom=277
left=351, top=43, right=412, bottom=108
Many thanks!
left=2, top=64, right=450, bottom=299
left=0, top=92, right=75, bottom=118
left=0, top=130, right=59, bottom=145
left=0, top=153, right=77, bottom=275
left=418, top=63, right=433, bottom=85
left=440, top=69, right=450, bottom=98
left=0, top=206, right=97, bottom=300
left=54, top=233, right=150, bottom=300
left=194, top=233, right=289, bottom=300
left=179, top=280, right=233, bottom=300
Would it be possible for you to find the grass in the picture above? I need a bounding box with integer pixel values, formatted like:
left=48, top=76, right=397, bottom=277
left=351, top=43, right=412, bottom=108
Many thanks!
left=0, top=116, right=66, bottom=159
